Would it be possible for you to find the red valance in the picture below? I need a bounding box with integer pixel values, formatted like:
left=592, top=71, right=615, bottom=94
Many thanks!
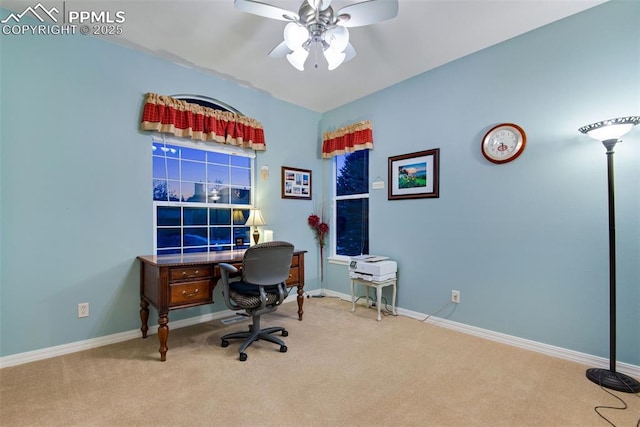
left=140, top=93, right=266, bottom=151
left=322, top=120, right=373, bottom=159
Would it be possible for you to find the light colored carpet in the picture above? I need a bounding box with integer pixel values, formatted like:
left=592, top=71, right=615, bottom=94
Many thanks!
left=1, top=297, right=638, bottom=426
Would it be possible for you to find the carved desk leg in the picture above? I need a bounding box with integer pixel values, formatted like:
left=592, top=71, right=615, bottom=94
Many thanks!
left=157, top=314, right=169, bottom=362
left=296, top=285, right=304, bottom=320
left=140, top=299, right=149, bottom=338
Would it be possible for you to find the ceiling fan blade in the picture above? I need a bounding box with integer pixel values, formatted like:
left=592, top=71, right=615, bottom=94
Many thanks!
left=233, top=0, right=299, bottom=21
left=268, top=41, right=293, bottom=58
left=337, top=0, right=399, bottom=28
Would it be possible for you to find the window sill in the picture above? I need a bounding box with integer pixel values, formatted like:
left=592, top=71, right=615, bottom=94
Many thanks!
left=328, top=255, right=351, bottom=266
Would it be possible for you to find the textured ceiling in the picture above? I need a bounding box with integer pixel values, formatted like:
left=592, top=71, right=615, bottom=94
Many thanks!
left=1, top=0, right=607, bottom=112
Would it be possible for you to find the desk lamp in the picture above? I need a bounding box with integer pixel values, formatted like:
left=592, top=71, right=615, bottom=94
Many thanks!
left=245, top=209, right=266, bottom=245
left=578, top=116, right=640, bottom=393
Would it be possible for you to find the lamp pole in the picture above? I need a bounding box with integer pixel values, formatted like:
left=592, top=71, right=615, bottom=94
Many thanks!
left=579, top=117, right=640, bottom=393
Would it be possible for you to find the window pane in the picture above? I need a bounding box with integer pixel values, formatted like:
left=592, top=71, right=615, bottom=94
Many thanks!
left=210, top=208, right=231, bottom=225
left=233, top=227, right=250, bottom=240
left=231, top=167, right=250, bottom=186
left=152, top=156, right=166, bottom=179
left=231, top=156, right=250, bottom=167
left=180, top=147, right=206, bottom=161
left=157, top=228, right=181, bottom=248
left=182, top=182, right=207, bottom=203
left=336, top=197, right=369, bottom=256
left=232, top=209, right=248, bottom=225
left=337, top=150, right=369, bottom=196
left=184, top=247, right=207, bottom=254
left=210, top=227, right=231, bottom=245
left=183, top=227, right=208, bottom=247
left=207, top=151, right=229, bottom=165
left=231, top=187, right=250, bottom=205
left=181, top=160, right=206, bottom=182
left=208, top=164, right=228, bottom=184
left=209, top=186, right=230, bottom=204
left=157, top=206, right=181, bottom=226
left=153, top=179, right=168, bottom=201
left=167, top=181, right=181, bottom=201
left=183, top=207, right=207, bottom=225
left=158, top=248, right=181, bottom=255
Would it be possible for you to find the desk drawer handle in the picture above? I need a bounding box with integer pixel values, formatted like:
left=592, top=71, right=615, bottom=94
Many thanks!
left=181, top=288, right=199, bottom=298
left=182, top=270, right=199, bottom=278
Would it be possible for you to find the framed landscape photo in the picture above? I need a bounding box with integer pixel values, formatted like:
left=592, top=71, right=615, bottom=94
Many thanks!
left=281, top=166, right=312, bottom=200
left=388, top=149, right=440, bottom=200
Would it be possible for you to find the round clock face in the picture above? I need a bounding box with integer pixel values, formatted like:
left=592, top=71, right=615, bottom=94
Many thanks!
left=481, top=123, right=526, bottom=164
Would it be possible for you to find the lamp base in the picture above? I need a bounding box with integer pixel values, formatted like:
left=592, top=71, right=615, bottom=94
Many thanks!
left=586, top=368, right=640, bottom=393
left=252, top=228, right=260, bottom=245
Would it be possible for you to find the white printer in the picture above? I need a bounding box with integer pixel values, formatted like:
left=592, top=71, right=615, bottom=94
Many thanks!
left=349, top=255, right=397, bottom=281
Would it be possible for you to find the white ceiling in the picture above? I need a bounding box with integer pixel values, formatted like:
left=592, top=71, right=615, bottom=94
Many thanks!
left=2, top=0, right=607, bottom=112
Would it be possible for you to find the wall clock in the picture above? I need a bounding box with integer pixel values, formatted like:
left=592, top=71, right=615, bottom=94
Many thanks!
left=481, top=123, right=527, bottom=164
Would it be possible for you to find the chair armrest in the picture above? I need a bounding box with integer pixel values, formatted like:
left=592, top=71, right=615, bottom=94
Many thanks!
left=219, top=263, right=240, bottom=311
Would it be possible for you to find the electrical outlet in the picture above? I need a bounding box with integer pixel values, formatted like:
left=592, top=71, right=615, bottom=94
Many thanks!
left=451, top=290, right=460, bottom=304
left=78, top=303, right=89, bottom=318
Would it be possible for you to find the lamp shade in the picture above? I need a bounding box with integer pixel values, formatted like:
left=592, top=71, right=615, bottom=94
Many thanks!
left=579, top=116, right=639, bottom=141
left=245, top=209, right=266, bottom=227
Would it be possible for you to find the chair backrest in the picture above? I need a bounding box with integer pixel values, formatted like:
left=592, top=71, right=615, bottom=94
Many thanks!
left=241, top=241, right=295, bottom=286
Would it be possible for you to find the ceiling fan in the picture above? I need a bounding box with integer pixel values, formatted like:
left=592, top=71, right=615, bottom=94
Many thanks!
left=234, top=0, right=399, bottom=71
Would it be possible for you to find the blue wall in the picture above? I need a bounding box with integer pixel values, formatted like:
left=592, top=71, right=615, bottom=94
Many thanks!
left=1, top=1, right=638, bottom=366
left=0, top=15, right=321, bottom=357
left=322, top=0, right=639, bottom=365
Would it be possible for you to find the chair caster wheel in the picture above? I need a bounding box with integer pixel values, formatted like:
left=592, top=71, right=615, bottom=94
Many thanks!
left=282, top=330, right=288, bottom=337
left=221, top=340, right=229, bottom=348
left=239, top=352, right=247, bottom=362
left=280, top=345, right=287, bottom=353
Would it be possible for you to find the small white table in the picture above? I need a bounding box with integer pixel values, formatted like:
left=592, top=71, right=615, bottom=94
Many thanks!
left=350, top=277, right=397, bottom=321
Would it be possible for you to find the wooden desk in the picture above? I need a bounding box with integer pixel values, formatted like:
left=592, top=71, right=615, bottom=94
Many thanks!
left=137, top=249, right=306, bottom=361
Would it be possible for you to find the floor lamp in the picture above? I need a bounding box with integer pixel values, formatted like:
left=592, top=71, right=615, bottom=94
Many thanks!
left=578, top=116, right=640, bottom=393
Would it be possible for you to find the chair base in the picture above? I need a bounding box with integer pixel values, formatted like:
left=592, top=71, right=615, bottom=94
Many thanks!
left=221, top=315, right=288, bottom=361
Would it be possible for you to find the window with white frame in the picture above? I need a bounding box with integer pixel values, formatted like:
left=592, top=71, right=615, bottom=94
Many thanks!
left=334, top=150, right=369, bottom=256
left=152, top=137, right=255, bottom=255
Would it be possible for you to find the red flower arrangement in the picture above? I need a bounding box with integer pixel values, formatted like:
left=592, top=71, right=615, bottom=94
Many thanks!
left=307, top=214, right=329, bottom=247
left=308, top=212, right=329, bottom=281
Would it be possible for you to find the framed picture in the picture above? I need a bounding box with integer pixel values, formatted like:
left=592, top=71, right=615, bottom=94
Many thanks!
left=388, top=148, right=440, bottom=200
left=281, top=166, right=312, bottom=199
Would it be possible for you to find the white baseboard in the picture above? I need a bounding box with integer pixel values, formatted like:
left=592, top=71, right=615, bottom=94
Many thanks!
left=0, top=296, right=299, bottom=368
left=320, top=289, right=640, bottom=379
left=2, top=291, right=639, bottom=379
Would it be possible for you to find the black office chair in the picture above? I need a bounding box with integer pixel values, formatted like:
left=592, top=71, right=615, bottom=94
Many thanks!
left=219, top=241, right=295, bottom=361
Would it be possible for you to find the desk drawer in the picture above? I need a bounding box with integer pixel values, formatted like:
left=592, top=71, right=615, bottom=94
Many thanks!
left=286, top=267, right=299, bottom=286
left=169, top=280, right=211, bottom=305
left=170, top=266, right=211, bottom=282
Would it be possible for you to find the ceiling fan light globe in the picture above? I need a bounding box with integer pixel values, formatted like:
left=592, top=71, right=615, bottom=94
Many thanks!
left=325, top=26, right=349, bottom=53
left=307, top=0, right=331, bottom=10
left=325, top=50, right=345, bottom=70
left=287, top=49, right=309, bottom=71
left=284, top=23, right=309, bottom=50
